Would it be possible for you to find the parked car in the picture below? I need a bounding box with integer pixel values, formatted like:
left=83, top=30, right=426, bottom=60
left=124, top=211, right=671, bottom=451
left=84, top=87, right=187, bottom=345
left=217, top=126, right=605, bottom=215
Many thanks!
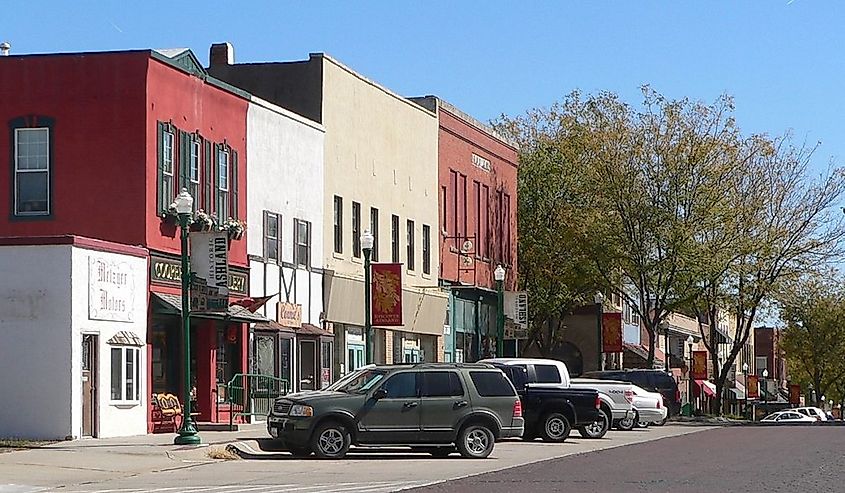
left=490, top=362, right=602, bottom=441
left=480, top=358, right=635, bottom=436
left=581, top=369, right=681, bottom=417
left=793, top=407, right=831, bottom=421
left=629, top=384, right=668, bottom=427
left=760, top=411, right=817, bottom=424
left=267, top=363, right=524, bottom=459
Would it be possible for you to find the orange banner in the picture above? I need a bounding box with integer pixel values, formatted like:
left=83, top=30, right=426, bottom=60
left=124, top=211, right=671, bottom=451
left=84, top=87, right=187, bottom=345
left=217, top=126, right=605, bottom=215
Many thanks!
left=691, top=351, right=708, bottom=380
left=789, top=384, right=801, bottom=405
left=602, top=312, right=623, bottom=353
left=747, top=375, right=759, bottom=399
left=371, top=263, right=403, bottom=326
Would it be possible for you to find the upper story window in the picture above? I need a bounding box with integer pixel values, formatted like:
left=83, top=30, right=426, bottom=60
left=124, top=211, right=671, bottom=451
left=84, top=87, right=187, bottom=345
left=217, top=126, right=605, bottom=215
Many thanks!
left=391, top=214, right=400, bottom=263
left=423, top=224, right=431, bottom=275
left=13, top=124, right=52, bottom=217
left=295, top=218, right=312, bottom=268
left=370, top=207, right=380, bottom=262
left=407, top=219, right=416, bottom=272
left=352, top=201, right=361, bottom=258
left=156, top=122, right=237, bottom=223
left=333, top=196, right=343, bottom=254
left=264, top=211, right=281, bottom=262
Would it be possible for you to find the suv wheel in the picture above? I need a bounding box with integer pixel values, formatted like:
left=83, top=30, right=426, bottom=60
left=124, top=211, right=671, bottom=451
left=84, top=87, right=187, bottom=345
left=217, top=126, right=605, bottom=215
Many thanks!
left=540, top=412, right=571, bottom=442
left=578, top=409, right=609, bottom=439
left=311, top=422, right=351, bottom=459
left=617, top=411, right=638, bottom=431
left=457, top=424, right=495, bottom=459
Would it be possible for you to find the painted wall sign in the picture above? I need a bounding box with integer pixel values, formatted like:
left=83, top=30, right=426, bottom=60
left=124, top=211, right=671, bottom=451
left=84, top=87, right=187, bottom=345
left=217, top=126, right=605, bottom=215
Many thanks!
left=602, top=312, right=623, bottom=353
left=88, top=257, right=135, bottom=322
left=371, top=263, right=403, bottom=326
left=150, top=255, right=247, bottom=294
left=278, top=302, right=303, bottom=328
left=471, top=153, right=492, bottom=172
left=190, top=232, right=229, bottom=312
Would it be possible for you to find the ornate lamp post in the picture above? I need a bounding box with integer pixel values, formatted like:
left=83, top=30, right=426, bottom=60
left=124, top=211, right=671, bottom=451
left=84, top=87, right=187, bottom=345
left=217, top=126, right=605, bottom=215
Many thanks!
left=762, top=368, right=769, bottom=406
left=494, top=265, right=506, bottom=358
left=742, top=362, right=749, bottom=419
left=594, top=292, right=604, bottom=371
left=172, top=189, right=200, bottom=445
left=361, top=230, right=375, bottom=364
left=687, top=336, right=695, bottom=415
left=659, top=321, right=670, bottom=372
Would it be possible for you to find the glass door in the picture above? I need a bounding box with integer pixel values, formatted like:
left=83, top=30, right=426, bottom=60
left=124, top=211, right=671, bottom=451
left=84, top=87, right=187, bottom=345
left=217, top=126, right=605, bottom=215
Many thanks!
left=347, top=344, right=365, bottom=373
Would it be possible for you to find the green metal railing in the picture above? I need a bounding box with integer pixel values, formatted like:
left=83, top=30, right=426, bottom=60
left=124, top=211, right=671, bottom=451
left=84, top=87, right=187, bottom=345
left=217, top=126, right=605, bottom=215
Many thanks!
left=225, top=373, right=290, bottom=430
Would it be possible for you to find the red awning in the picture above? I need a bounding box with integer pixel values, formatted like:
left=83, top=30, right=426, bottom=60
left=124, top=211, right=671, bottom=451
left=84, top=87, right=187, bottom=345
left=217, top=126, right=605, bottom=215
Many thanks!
left=695, top=379, right=716, bottom=397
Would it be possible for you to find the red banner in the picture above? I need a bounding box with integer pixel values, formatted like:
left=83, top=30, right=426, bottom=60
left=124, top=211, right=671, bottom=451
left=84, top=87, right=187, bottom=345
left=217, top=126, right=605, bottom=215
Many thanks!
left=789, top=384, right=801, bottom=405
left=602, top=312, right=623, bottom=353
left=691, top=351, right=708, bottom=380
left=747, top=375, right=759, bottom=399
left=371, top=263, right=403, bottom=326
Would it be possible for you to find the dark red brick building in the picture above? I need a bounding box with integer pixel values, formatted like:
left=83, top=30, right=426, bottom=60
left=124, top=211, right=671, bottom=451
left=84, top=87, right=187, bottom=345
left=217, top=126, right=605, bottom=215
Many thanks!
left=411, top=96, right=518, bottom=362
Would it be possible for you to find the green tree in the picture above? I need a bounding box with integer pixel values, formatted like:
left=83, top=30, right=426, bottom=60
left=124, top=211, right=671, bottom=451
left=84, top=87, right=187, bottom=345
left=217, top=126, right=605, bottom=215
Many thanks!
left=778, top=271, right=845, bottom=408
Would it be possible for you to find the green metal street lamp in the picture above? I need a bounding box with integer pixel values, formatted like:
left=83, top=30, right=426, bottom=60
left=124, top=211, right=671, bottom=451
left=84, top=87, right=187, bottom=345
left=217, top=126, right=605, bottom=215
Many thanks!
left=594, top=292, right=604, bottom=371
left=362, top=230, right=375, bottom=365
left=742, top=361, right=749, bottom=419
left=660, top=321, right=670, bottom=372
left=762, top=368, right=769, bottom=407
left=172, top=189, right=200, bottom=446
left=494, top=265, right=506, bottom=358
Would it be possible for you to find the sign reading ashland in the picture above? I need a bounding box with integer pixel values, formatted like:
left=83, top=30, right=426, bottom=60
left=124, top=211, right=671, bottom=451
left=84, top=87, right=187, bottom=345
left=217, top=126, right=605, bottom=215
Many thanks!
left=190, top=231, right=229, bottom=312
left=371, top=263, right=403, bottom=326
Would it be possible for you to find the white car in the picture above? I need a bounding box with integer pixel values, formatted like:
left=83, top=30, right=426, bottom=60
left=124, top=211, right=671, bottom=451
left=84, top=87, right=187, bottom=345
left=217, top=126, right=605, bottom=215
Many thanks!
left=793, top=407, right=830, bottom=421
left=761, top=411, right=817, bottom=423
left=627, top=384, right=668, bottom=428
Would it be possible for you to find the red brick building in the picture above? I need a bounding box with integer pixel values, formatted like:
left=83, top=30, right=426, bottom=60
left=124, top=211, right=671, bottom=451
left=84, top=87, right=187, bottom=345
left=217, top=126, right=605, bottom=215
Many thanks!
left=755, top=326, right=788, bottom=398
left=0, top=48, right=260, bottom=433
left=410, top=97, right=518, bottom=362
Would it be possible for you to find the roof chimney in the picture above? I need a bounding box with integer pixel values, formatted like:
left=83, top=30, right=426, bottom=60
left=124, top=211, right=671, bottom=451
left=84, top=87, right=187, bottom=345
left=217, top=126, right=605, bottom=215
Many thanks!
left=0, top=42, right=10, bottom=56
left=210, top=42, right=234, bottom=66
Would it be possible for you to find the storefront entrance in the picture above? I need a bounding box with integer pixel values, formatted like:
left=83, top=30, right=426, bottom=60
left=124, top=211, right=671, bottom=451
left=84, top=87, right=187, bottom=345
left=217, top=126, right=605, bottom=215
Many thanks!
left=81, top=334, right=99, bottom=438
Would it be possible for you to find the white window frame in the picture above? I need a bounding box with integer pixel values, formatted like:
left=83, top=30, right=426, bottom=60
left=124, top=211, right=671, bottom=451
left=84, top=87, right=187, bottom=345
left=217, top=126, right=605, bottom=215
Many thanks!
left=110, top=346, right=141, bottom=405
left=14, top=127, right=50, bottom=216
left=218, top=149, right=230, bottom=192
left=190, top=138, right=200, bottom=184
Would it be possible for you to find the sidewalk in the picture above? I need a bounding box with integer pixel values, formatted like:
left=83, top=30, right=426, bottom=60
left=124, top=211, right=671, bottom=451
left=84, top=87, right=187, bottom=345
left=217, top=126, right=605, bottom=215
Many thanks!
left=0, top=424, right=267, bottom=492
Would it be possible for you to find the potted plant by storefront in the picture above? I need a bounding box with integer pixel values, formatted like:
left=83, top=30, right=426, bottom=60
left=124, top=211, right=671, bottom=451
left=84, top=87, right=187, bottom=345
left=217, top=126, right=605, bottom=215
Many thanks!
left=221, top=217, right=246, bottom=240
left=191, top=210, right=216, bottom=232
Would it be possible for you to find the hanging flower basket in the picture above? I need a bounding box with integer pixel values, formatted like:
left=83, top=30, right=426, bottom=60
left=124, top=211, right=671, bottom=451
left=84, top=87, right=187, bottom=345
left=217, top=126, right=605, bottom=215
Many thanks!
left=191, top=210, right=216, bottom=232
left=220, top=217, right=246, bottom=240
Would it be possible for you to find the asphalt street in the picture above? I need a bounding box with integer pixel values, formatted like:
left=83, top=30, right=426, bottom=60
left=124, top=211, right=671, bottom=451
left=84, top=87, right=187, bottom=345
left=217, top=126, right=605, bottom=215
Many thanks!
left=410, top=425, right=845, bottom=493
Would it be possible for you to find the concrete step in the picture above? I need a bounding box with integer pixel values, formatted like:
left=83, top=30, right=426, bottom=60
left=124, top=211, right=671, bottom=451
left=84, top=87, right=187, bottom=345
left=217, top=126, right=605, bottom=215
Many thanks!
left=196, top=422, right=240, bottom=431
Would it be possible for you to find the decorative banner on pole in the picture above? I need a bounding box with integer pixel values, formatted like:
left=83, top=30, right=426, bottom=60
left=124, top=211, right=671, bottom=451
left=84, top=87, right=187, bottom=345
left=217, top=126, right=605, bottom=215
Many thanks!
left=371, top=263, right=403, bottom=326
left=691, top=351, right=709, bottom=380
left=190, top=231, right=229, bottom=312
left=504, top=291, right=529, bottom=339
left=601, top=312, right=623, bottom=353
left=747, top=375, right=760, bottom=399
left=788, top=384, right=801, bottom=405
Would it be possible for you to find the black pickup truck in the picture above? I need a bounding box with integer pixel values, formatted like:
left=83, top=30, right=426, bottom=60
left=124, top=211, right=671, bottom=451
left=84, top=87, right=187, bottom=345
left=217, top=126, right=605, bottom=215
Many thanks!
left=492, top=363, right=603, bottom=442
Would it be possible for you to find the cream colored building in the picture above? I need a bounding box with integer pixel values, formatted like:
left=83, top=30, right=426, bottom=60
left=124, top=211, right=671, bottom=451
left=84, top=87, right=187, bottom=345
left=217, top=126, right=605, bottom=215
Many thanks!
left=209, top=47, right=448, bottom=378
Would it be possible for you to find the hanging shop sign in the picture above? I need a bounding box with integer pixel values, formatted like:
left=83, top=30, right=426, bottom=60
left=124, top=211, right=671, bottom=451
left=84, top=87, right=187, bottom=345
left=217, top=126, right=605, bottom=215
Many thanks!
left=278, top=302, right=303, bottom=328
left=788, top=384, right=801, bottom=405
left=691, top=351, right=709, bottom=380
left=746, top=375, right=760, bottom=399
left=190, top=231, right=229, bottom=312
left=602, top=312, right=623, bottom=353
left=371, top=263, right=403, bottom=326
left=88, top=257, right=135, bottom=322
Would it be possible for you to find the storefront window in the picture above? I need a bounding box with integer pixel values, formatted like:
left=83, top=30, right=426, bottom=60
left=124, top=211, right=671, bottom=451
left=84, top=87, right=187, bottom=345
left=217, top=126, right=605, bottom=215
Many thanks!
left=280, top=338, right=292, bottom=391
left=110, top=346, right=141, bottom=403
left=321, top=341, right=333, bottom=388
left=393, top=331, right=404, bottom=364
left=216, top=326, right=241, bottom=402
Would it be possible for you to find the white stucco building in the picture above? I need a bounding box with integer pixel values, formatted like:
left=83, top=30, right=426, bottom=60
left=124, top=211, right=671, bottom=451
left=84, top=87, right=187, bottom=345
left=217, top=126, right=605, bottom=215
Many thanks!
left=246, top=97, right=330, bottom=392
left=0, top=237, right=148, bottom=439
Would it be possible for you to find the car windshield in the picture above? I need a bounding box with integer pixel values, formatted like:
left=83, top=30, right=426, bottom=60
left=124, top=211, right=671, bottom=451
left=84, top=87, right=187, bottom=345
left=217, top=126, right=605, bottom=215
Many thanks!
left=762, top=413, right=781, bottom=421
left=328, top=369, right=387, bottom=394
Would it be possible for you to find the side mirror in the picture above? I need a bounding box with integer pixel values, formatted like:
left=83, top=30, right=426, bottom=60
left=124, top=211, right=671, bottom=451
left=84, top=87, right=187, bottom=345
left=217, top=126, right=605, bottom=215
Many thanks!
left=373, top=388, right=388, bottom=400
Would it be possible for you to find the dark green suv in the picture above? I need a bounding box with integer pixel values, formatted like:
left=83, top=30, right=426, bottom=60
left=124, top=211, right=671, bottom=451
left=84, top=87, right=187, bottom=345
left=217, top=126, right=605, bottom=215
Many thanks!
left=267, top=363, right=524, bottom=459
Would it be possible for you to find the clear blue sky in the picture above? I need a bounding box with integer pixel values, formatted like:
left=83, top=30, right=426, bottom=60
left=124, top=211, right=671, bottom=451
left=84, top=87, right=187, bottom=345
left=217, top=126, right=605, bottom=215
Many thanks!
left=5, top=1, right=844, bottom=167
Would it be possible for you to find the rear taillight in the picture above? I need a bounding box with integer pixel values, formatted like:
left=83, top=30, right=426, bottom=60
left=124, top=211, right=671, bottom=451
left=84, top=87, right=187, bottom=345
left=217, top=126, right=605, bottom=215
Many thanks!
left=657, top=397, right=662, bottom=409
left=624, top=390, right=634, bottom=403
left=675, top=389, right=681, bottom=403
left=595, top=396, right=601, bottom=409
left=513, top=399, right=523, bottom=418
